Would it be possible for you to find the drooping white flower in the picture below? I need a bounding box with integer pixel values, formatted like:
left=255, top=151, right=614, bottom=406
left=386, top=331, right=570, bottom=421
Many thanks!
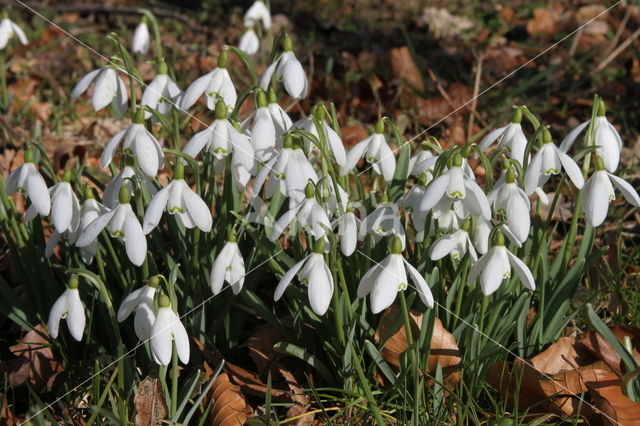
left=420, top=153, right=491, bottom=220
left=274, top=240, right=334, bottom=316
left=358, top=201, right=405, bottom=249
left=150, top=295, right=190, bottom=366
left=488, top=168, right=530, bottom=244
left=581, top=156, right=640, bottom=227
left=316, top=176, right=349, bottom=217
left=5, top=148, right=50, bottom=216
left=293, top=106, right=346, bottom=167
left=402, top=174, right=430, bottom=241
left=210, top=234, right=246, bottom=295
left=117, top=278, right=159, bottom=340
left=340, top=120, right=396, bottom=182
left=180, top=50, right=236, bottom=111
left=266, top=88, right=293, bottom=137
left=238, top=27, right=260, bottom=55
left=45, top=170, right=81, bottom=234
left=479, top=109, right=528, bottom=165
left=357, top=237, right=434, bottom=314
left=409, top=146, right=436, bottom=178
left=131, top=19, right=150, bottom=55
left=466, top=232, right=535, bottom=296
left=560, top=100, right=622, bottom=173
left=100, top=109, right=164, bottom=178
left=252, top=134, right=318, bottom=205
left=270, top=182, right=331, bottom=241
left=141, top=60, right=181, bottom=118
left=430, top=220, right=477, bottom=262
left=525, top=129, right=584, bottom=195
left=70, top=66, right=128, bottom=114
left=334, top=208, right=359, bottom=257
left=260, top=34, right=308, bottom=99
left=183, top=100, right=255, bottom=189
left=48, top=276, right=85, bottom=341
left=244, top=0, right=271, bottom=29
left=76, top=186, right=147, bottom=266
left=102, top=161, right=158, bottom=208
left=431, top=197, right=466, bottom=233
left=241, top=90, right=277, bottom=161
left=143, top=163, right=212, bottom=233
left=0, top=14, right=27, bottom=50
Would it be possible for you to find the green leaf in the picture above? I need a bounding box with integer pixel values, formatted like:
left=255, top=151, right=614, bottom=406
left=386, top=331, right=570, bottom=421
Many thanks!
left=273, top=342, right=335, bottom=385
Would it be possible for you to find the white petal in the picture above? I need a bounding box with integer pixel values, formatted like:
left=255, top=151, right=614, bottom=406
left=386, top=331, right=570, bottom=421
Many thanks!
left=180, top=72, right=213, bottom=110
left=10, top=22, right=27, bottom=45
left=608, top=173, right=640, bottom=207
left=307, top=261, right=334, bottom=315
left=506, top=191, right=530, bottom=243
left=151, top=308, right=174, bottom=366
left=480, top=251, right=506, bottom=296
left=181, top=183, right=212, bottom=232
left=376, top=140, right=397, bottom=182
left=403, top=259, right=434, bottom=308
left=430, top=233, right=459, bottom=260
left=92, top=69, right=117, bottom=111
left=559, top=121, right=589, bottom=152
left=171, top=316, right=190, bottom=364
left=183, top=127, right=213, bottom=159
left=274, top=257, right=307, bottom=301
left=478, top=125, right=507, bottom=151
left=134, top=131, right=162, bottom=177
left=66, top=289, right=86, bottom=341
left=259, top=61, right=278, bottom=90
left=124, top=211, right=147, bottom=266
left=143, top=185, right=171, bottom=233
left=326, top=125, right=346, bottom=167
left=269, top=205, right=300, bottom=241
left=70, top=69, right=101, bottom=99
left=524, top=151, right=543, bottom=195
left=117, top=286, right=145, bottom=322
left=340, top=136, right=372, bottom=176
left=282, top=57, right=308, bottom=99
left=47, top=292, right=68, bottom=339
left=463, top=180, right=491, bottom=220
left=52, top=184, right=73, bottom=233
left=210, top=243, right=234, bottom=295
left=506, top=251, right=536, bottom=291
left=420, top=173, right=450, bottom=212
left=552, top=145, right=584, bottom=189
left=581, top=172, right=613, bottom=227
left=339, top=213, right=358, bottom=257
left=357, top=263, right=380, bottom=298
left=26, top=167, right=51, bottom=215
left=134, top=303, right=155, bottom=340
left=369, top=256, right=402, bottom=314
left=466, top=251, right=490, bottom=286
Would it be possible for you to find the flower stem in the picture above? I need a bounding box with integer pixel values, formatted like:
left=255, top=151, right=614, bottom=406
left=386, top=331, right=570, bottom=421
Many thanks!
left=170, top=342, right=179, bottom=416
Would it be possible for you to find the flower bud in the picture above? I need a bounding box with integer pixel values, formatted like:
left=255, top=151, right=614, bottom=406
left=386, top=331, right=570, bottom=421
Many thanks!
left=256, top=89, right=268, bottom=108
left=134, top=107, right=146, bottom=124
left=511, top=107, right=522, bottom=124
left=542, top=127, right=552, bottom=144
left=304, top=181, right=315, bottom=199
left=282, top=34, right=293, bottom=52
left=492, top=230, right=505, bottom=246
left=596, top=98, right=606, bottom=117
left=62, top=169, right=73, bottom=182
left=148, top=275, right=161, bottom=289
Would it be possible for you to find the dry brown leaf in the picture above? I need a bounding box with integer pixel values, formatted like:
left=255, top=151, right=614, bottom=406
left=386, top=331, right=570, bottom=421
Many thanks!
left=284, top=403, right=314, bottom=426
left=374, top=306, right=462, bottom=389
left=209, top=371, right=252, bottom=426
left=340, top=125, right=368, bottom=149
left=240, top=323, right=284, bottom=374
left=0, top=392, right=16, bottom=425
left=577, top=326, right=640, bottom=374
left=134, top=376, right=168, bottom=426
left=389, top=46, right=425, bottom=93
left=3, top=325, right=63, bottom=389
left=225, top=362, right=288, bottom=400
left=527, top=8, right=561, bottom=36
left=576, top=5, right=607, bottom=25
left=582, top=368, right=640, bottom=426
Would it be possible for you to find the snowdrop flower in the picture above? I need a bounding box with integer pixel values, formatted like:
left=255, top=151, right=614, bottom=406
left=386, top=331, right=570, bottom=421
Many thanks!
left=334, top=207, right=359, bottom=256
left=488, top=168, right=530, bottom=244
left=102, top=158, right=157, bottom=208
left=409, top=144, right=436, bottom=178
left=183, top=100, right=255, bottom=189
left=242, top=90, right=277, bottom=161
left=467, top=232, right=535, bottom=296
left=479, top=109, right=528, bottom=165
left=5, top=148, right=50, bottom=216
left=252, top=135, right=318, bottom=205
left=131, top=17, right=150, bottom=55
left=180, top=50, right=236, bottom=111
left=581, top=156, right=640, bottom=227
left=101, top=108, right=164, bottom=178
left=432, top=198, right=466, bottom=233
left=270, top=182, right=331, bottom=241
left=560, top=99, right=622, bottom=173
left=117, top=277, right=159, bottom=340
left=210, top=231, right=246, bottom=295
left=525, top=129, right=584, bottom=195
left=430, top=219, right=477, bottom=261
left=420, top=153, right=491, bottom=220
left=260, top=34, right=308, bottom=99
left=65, top=188, right=107, bottom=264
left=357, top=237, right=434, bottom=314
left=359, top=200, right=405, bottom=249
left=76, top=186, right=147, bottom=266
left=151, top=295, right=190, bottom=366
left=340, top=119, right=396, bottom=182
left=48, top=276, right=85, bottom=341
left=266, top=88, right=293, bottom=137
left=141, top=60, right=181, bottom=118
left=143, top=163, right=212, bottom=233
left=238, top=27, right=259, bottom=55
left=274, top=239, right=334, bottom=316
left=70, top=66, right=127, bottom=114
left=46, top=169, right=81, bottom=234
left=0, top=12, right=27, bottom=50
left=244, top=0, right=271, bottom=29
left=316, top=176, right=348, bottom=217
left=293, top=105, right=346, bottom=167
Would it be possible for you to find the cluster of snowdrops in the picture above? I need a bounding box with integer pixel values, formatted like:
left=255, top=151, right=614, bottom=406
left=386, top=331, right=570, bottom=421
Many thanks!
left=1, top=2, right=639, bottom=369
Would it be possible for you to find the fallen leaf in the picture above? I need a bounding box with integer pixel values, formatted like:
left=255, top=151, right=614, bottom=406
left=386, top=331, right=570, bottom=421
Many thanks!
left=527, top=8, right=561, bottom=36
left=0, top=392, right=16, bottom=425
left=340, top=125, right=368, bottom=149
left=2, top=325, right=63, bottom=389
left=582, top=368, right=640, bottom=426
left=374, top=306, right=462, bottom=389
left=134, top=376, right=168, bottom=426
left=577, top=326, right=640, bottom=374
left=209, top=371, right=253, bottom=426
left=240, top=323, right=285, bottom=374
left=390, top=46, right=425, bottom=93
left=225, top=362, right=288, bottom=400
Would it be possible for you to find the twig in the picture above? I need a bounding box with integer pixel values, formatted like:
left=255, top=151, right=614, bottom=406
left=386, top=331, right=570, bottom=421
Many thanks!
left=426, top=68, right=487, bottom=128
left=467, top=51, right=484, bottom=140
left=593, top=24, right=640, bottom=73
left=602, top=4, right=632, bottom=58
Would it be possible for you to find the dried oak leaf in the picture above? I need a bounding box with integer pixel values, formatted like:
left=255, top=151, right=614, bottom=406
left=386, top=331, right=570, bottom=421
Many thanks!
left=209, top=371, right=253, bottom=426
left=374, top=306, right=461, bottom=389
left=3, top=325, right=63, bottom=389
left=240, top=323, right=285, bottom=374
left=134, top=376, right=168, bottom=426
left=225, top=362, right=288, bottom=400
left=389, top=46, right=425, bottom=94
